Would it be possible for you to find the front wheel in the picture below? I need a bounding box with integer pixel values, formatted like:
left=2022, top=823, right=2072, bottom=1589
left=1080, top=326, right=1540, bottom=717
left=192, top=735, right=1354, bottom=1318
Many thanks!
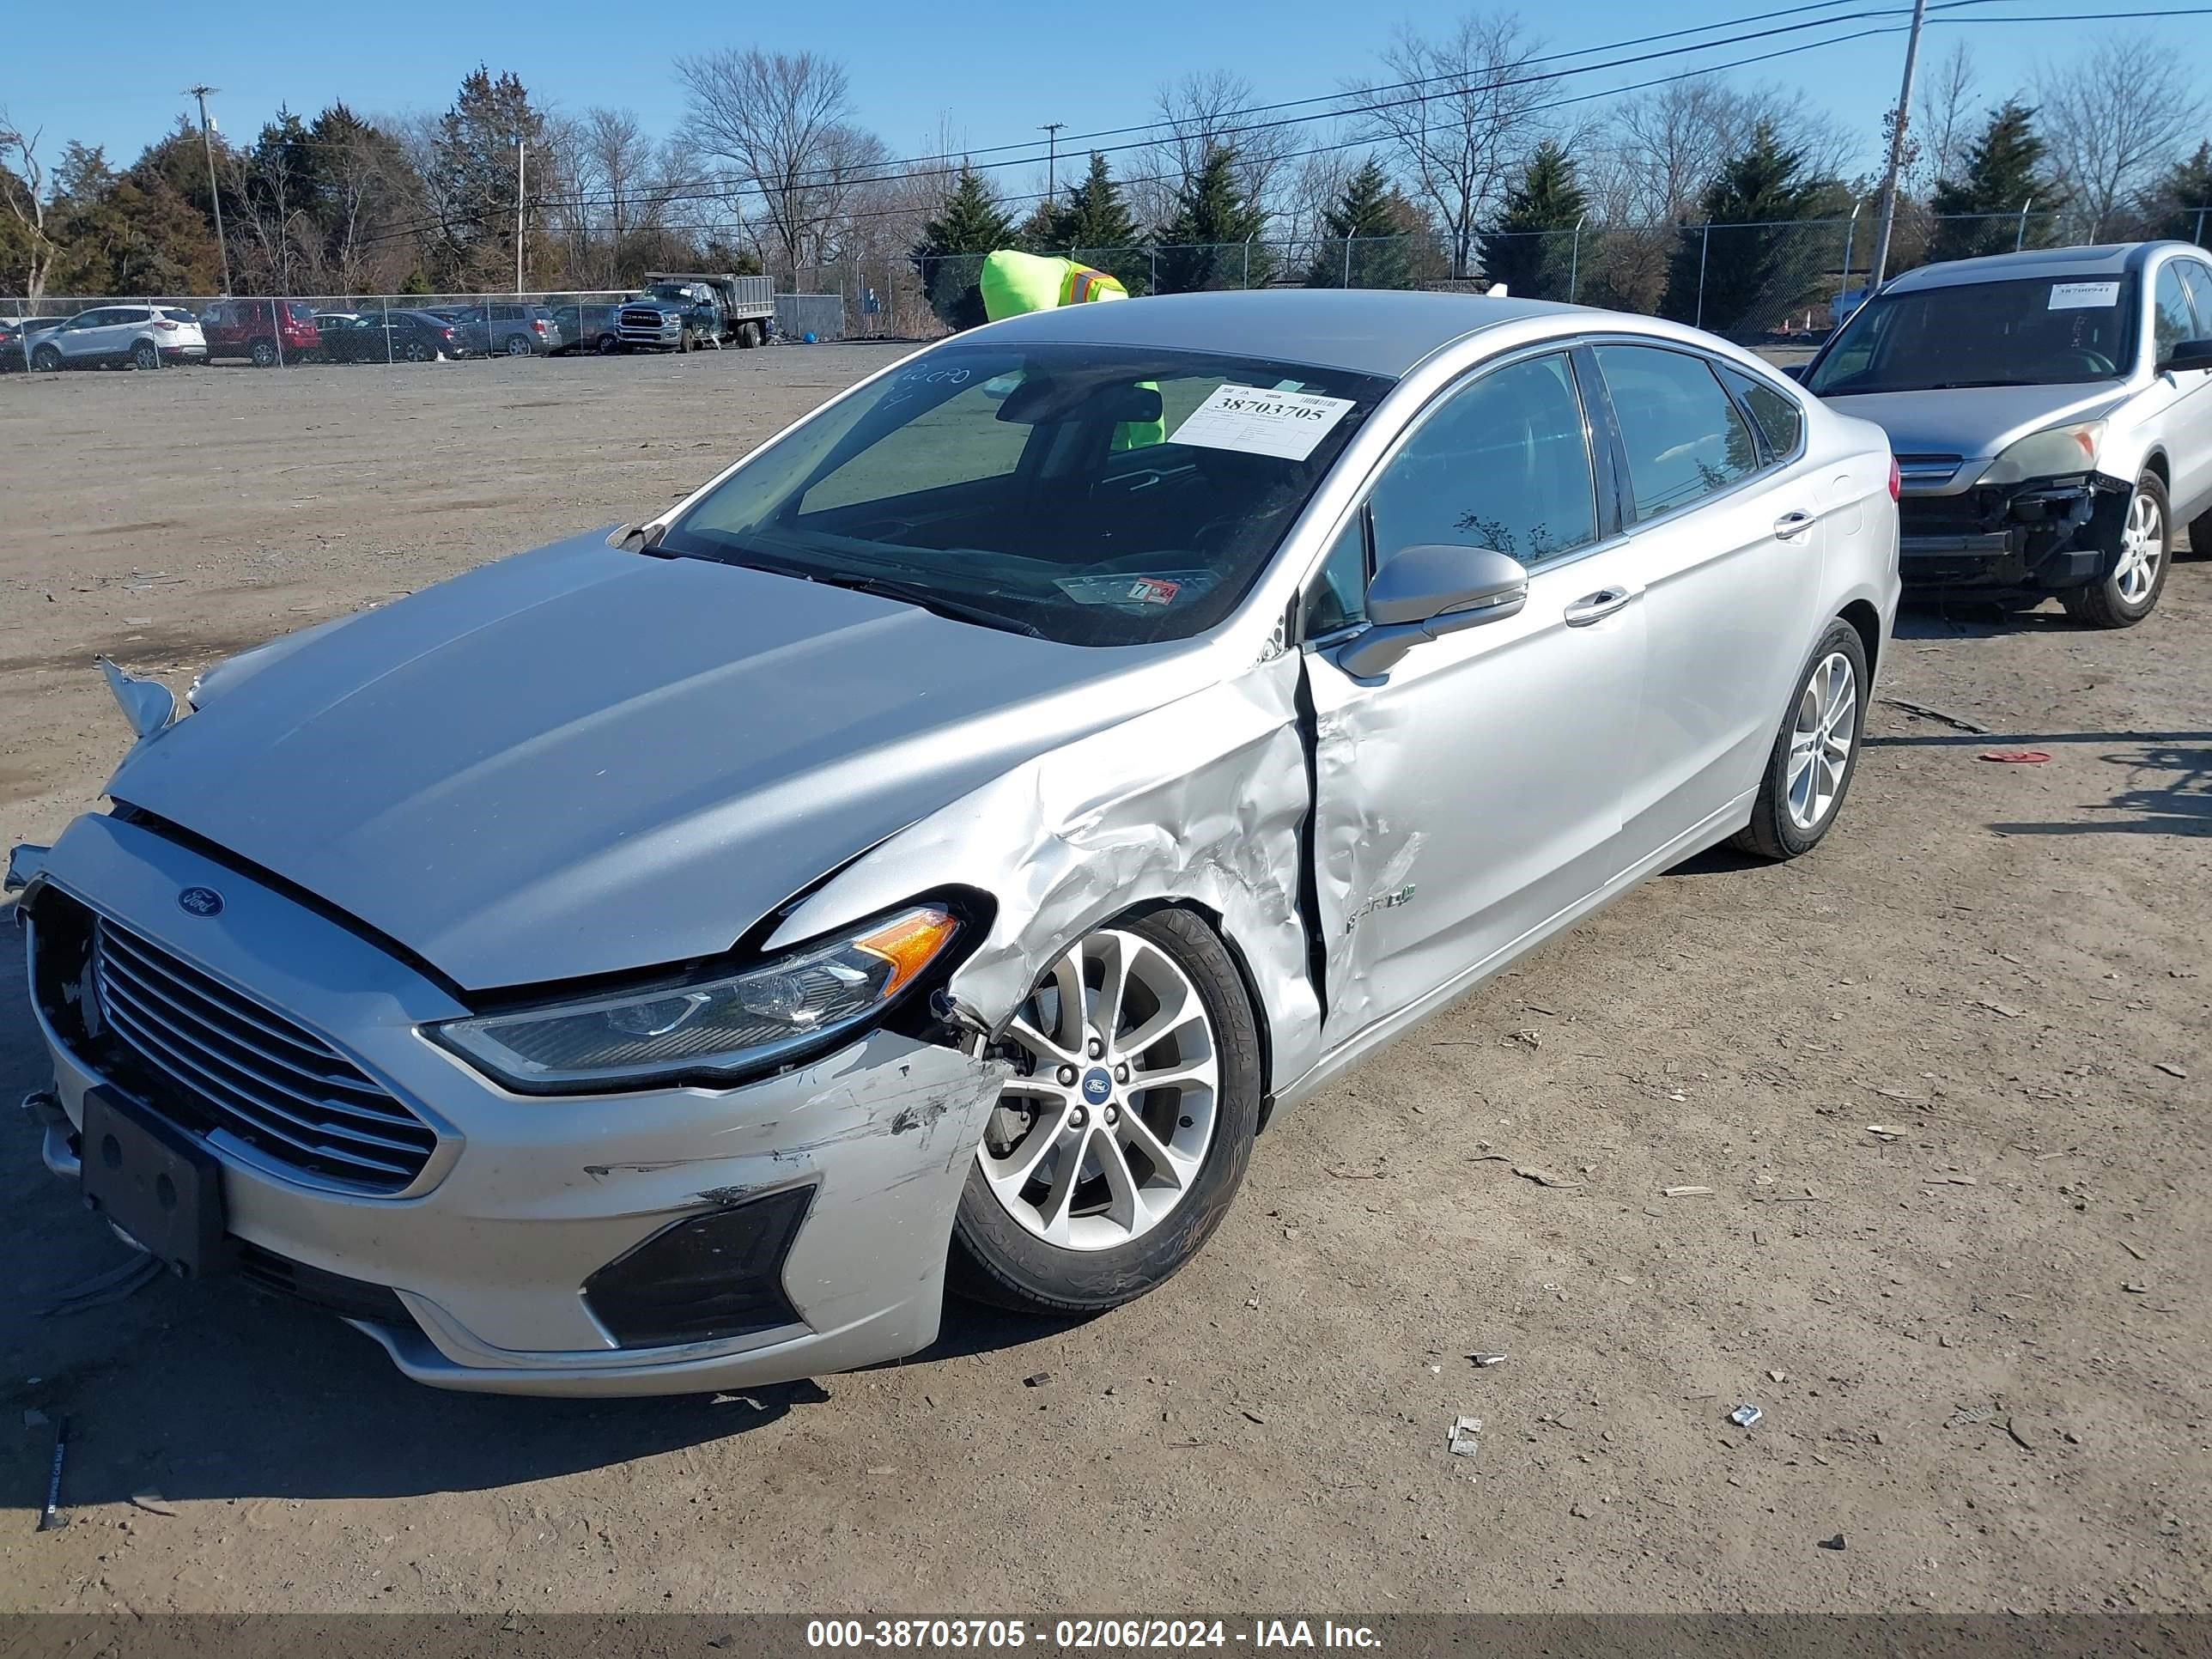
left=2063, top=474, right=2169, bottom=629
left=596, top=333, right=620, bottom=356
left=951, top=908, right=1261, bottom=1315
left=1731, top=618, right=1869, bottom=861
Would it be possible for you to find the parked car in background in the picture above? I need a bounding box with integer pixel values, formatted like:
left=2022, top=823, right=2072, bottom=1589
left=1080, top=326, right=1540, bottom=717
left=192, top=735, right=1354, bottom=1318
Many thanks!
left=8, top=291, right=1895, bottom=1396
left=426, top=302, right=563, bottom=356
left=0, top=315, right=70, bottom=372
left=320, top=310, right=468, bottom=363
left=548, top=302, right=623, bottom=356
left=199, top=298, right=319, bottom=367
left=1799, top=240, right=2212, bottom=627
left=27, top=307, right=207, bottom=371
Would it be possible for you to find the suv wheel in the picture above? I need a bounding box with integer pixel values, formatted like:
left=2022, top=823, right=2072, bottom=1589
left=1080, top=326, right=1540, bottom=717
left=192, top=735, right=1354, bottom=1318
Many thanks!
left=505, top=334, right=532, bottom=356
left=951, top=908, right=1261, bottom=1314
left=2063, top=472, right=2169, bottom=629
left=31, top=343, right=61, bottom=373
left=596, top=333, right=620, bottom=355
left=131, top=339, right=160, bottom=370
left=249, top=338, right=278, bottom=368
left=1731, top=618, right=1869, bottom=860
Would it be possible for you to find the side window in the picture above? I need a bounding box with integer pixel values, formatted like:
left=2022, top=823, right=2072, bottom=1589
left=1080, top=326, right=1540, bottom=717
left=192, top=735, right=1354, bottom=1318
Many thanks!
left=1366, top=353, right=1597, bottom=568
left=1718, top=364, right=1805, bottom=461
left=2175, top=263, right=2212, bottom=343
left=1303, top=513, right=1370, bottom=637
left=2153, top=264, right=2197, bottom=362
left=1594, top=344, right=1760, bottom=523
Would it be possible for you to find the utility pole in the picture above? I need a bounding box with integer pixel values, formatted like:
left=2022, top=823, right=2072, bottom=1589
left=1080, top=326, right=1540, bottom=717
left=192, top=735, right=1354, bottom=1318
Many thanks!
left=185, top=85, right=231, bottom=294
left=1865, top=0, right=1929, bottom=295
left=1041, top=122, right=1066, bottom=200
left=515, top=137, right=526, bottom=295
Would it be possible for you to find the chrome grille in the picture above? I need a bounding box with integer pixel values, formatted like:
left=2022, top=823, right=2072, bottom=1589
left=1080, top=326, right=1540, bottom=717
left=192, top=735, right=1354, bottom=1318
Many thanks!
left=89, top=919, right=436, bottom=1194
left=1894, top=453, right=1966, bottom=489
left=618, top=307, right=668, bottom=331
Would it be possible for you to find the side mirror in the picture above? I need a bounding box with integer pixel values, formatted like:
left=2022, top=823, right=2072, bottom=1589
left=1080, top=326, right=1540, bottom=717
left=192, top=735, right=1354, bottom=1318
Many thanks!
left=2158, top=337, right=2212, bottom=374
left=1335, top=544, right=1528, bottom=678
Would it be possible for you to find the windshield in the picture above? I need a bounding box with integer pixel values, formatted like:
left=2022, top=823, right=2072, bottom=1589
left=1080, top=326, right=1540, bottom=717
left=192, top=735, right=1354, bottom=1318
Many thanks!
left=658, top=342, right=1392, bottom=646
left=1808, top=275, right=2139, bottom=395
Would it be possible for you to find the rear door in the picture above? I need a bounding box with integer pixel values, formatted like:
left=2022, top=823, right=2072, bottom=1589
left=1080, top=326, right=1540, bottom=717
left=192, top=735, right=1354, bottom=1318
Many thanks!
left=1587, top=342, right=1830, bottom=858
left=1299, top=348, right=1647, bottom=1041
left=2164, top=258, right=2212, bottom=519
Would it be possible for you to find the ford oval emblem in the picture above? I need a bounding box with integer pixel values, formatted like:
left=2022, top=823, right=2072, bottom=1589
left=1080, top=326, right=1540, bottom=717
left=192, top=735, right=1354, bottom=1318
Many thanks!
left=177, top=886, right=224, bottom=918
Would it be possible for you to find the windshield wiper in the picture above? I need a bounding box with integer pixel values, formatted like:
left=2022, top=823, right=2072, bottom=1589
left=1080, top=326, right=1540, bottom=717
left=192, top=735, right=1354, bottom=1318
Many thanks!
left=822, top=573, right=1046, bottom=638
left=1917, top=378, right=2039, bottom=389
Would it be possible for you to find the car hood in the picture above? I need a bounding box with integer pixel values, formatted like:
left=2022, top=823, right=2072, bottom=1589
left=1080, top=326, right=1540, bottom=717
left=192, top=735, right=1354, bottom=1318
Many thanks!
left=110, top=530, right=1212, bottom=990
left=1821, top=380, right=2129, bottom=463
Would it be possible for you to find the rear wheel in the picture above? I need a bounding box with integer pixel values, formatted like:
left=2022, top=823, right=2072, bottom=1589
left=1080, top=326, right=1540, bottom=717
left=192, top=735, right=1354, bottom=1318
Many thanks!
left=2063, top=473, right=2169, bottom=628
left=404, top=339, right=432, bottom=362
left=131, top=339, right=160, bottom=370
left=31, top=343, right=60, bottom=373
left=249, top=338, right=277, bottom=368
left=505, top=334, right=532, bottom=357
left=951, top=908, right=1261, bottom=1315
left=1730, top=618, right=1869, bottom=861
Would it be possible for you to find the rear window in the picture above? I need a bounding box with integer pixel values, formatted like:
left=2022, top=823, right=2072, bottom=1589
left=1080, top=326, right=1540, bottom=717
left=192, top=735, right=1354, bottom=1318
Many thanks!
left=287, top=301, right=314, bottom=323
left=159, top=307, right=198, bottom=323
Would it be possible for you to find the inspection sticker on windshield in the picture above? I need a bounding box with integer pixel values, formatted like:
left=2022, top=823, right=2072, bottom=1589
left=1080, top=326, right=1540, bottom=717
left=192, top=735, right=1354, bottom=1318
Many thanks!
left=1169, top=385, right=1356, bottom=461
left=2050, top=281, right=2121, bottom=310
left=1057, top=572, right=1212, bottom=609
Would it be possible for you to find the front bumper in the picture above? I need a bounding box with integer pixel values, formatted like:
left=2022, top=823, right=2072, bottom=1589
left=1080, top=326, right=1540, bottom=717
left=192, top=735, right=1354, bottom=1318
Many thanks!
left=16, top=813, right=1006, bottom=1396
left=1898, top=472, right=2125, bottom=592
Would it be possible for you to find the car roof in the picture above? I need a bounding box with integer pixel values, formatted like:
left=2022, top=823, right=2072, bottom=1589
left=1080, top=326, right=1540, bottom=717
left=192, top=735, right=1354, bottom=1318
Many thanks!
left=968, top=289, right=1591, bottom=378
left=1883, top=240, right=2199, bottom=294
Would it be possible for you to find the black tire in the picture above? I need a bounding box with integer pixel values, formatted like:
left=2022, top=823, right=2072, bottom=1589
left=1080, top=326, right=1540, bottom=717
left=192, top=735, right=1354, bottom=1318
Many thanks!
left=1730, top=617, right=1870, bottom=861
left=31, top=343, right=61, bottom=373
left=2062, top=472, right=2170, bottom=629
left=131, top=339, right=159, bottom=370
left=736, top=319, right=758, bottom=349
left=249, top=338, right=277, bottom=368
left=2188, top=507, right=2212, bottom=561
left=950, top=907, right=1262, bottom=1316
left=404, top=339, right=432, bottom=362
left=505, top=334, right=531, bottom=356
left=596, top=332, right=620, bottom=356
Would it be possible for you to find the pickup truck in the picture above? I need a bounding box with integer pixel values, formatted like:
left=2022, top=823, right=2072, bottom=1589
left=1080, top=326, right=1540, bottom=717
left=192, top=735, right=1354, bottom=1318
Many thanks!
left=614, top=273, right=775, bottom=352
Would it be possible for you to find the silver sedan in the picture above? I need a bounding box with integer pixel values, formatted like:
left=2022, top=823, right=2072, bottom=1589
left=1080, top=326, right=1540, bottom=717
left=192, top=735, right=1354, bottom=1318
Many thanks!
left=11, top=290, right=1899, bottom=1395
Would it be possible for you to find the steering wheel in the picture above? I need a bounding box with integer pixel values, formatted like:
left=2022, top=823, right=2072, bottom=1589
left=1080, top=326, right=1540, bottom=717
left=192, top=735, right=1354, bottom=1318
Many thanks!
left=2045, top=348, right=2117, bottom=378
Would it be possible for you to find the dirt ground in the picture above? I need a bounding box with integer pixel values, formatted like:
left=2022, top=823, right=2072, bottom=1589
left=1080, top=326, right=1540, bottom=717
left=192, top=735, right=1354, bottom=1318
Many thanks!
left=0, top=349, right=2206, bottom=1617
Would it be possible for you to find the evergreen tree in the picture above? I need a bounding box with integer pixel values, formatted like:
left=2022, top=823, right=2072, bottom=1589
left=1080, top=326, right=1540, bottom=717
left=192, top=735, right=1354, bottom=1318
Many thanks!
left=910, top=165, right=1016, bottom=329
left=1153, top=145, right=1272, bottom=294
left=1477, top=143, right=1588, bottom=300
left=1927, top=100, right=2062, bottom=263
left=1306, top=158, right=1413, bottom=289
left=2142, top=141, right=2212, bottom=245
left=1659, top=122, right=1838, bottom=335
left=427, top=67, right=551, bottom=289
left=1042, top=152, right=1147, bottom=290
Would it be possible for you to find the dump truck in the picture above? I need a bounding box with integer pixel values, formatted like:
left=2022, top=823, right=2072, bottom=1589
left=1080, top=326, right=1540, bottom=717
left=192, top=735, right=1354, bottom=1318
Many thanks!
left=614, top=273, right=775, bottom=352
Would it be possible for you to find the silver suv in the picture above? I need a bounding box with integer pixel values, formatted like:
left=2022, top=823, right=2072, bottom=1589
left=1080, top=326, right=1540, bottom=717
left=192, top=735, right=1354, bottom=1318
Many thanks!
left=1799, top=240, right=2212, bottom=627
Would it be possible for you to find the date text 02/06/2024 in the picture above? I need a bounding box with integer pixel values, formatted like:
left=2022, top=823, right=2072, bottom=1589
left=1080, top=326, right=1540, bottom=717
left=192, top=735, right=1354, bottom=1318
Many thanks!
left=803, top=1620, right=1382, bottom=1650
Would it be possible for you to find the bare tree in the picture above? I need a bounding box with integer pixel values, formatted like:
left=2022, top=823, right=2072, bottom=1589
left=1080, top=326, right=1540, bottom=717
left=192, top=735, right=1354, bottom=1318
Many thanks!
left=1137, top=70, right=1297, bottom=231
left=1911, top=41, right=1980, bottom=191
left=0, top=111, right=57, bottom=304
left=1595, top=76, right=1851, bottom=226
left=2039, top=34, right=2205, bottom=240
left=578, top=107, right=656, bottom=282
left=1350, top=15, right=1545, bottom=277
left=1280, top=147, right=1360, bottom=269
left=676, top=48, right=883, bottom=281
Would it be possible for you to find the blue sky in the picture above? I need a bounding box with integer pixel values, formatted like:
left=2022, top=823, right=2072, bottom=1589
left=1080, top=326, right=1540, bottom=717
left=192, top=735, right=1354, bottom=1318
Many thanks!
left=4, top=0, right=2204, bottom=191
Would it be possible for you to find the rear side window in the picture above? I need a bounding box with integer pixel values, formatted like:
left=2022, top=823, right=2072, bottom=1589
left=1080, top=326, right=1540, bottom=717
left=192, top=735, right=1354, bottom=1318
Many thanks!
left=1367, top=352, right=1598, bottom=568
left=1594, top=344, right=1760, bottom=523
left=2179, top=263, right=2212, bottom=340
left=2153, top=265, right=2197, bottom=362
left=1717, top=365, right=1805, bottom=461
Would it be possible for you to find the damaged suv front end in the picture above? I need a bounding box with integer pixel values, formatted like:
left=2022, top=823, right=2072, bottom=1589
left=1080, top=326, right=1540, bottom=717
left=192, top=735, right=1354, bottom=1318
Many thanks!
left=1882, top=412, right=2130, bottom=592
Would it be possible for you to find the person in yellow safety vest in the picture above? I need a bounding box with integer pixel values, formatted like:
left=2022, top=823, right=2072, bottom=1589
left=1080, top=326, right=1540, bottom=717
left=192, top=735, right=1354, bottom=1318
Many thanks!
left=978, top=249, right=1165, bottom=449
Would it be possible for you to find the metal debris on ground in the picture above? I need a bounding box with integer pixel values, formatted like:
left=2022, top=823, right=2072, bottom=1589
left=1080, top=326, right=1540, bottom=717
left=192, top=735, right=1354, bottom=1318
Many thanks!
left=36, top=1415, right=68, bottom=1532
left=1881, top=698, right=1989, bottom=734
left=1512, top=1165, right=1584, bottom=1189
left=1447, top=1415, right=1482, bottom=1458
left=33, top=1253, right=165, bottom=1318
left=2120, top=1241, right=2149, bottom=1261
left=1978, top=750, right=2051, bottom=764
left=2154, top=1062, right=2187, bottom=1079
left=1662, top=1185, right=1714, bottom=1198
left=1022, top=1371, right=1053, bottom=1388
left=1818, top=1534, right=1846, bottom=1551
left=1470, top=1352, right=1509, bottom=1368
left=128, top=1492, right=178, bottom=1517
left=1729, top=1404, right=1764, bottom=1429
left=1865, top=1126, right=1905, bottom=1143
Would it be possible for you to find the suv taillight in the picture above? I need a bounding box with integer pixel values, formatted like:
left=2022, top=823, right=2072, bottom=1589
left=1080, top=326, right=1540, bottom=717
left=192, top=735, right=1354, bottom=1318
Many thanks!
left=532, top=319, right=546, bottom=334
left=152, top=318, right=179, bottom=331
left=1887, top=456, right=1900, bottom=502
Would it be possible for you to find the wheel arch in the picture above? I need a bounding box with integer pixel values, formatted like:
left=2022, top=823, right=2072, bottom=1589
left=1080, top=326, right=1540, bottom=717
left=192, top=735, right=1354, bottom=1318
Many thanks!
left=1837, top=598, right=1883, bottom=683
left=1103, top=896, right=1280, bottom=1133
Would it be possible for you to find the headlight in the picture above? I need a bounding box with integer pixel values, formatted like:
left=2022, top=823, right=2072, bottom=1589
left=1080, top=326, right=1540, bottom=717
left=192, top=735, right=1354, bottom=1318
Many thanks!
left=1978, top=420, right=2106, bottom=486
left=430, top=904, right=959, bottom=1091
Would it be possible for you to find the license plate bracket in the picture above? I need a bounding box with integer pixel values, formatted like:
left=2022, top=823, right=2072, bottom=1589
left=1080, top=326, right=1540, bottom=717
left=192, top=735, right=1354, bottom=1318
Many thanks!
left=78, top=1086, right=228, bottom=1279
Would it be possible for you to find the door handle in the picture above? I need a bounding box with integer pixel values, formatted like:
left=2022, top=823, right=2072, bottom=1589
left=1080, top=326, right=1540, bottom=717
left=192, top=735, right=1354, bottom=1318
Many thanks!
left=1773, top=509, right=1815, bottom=540
left=1563, top=586, right=1638, bottom=626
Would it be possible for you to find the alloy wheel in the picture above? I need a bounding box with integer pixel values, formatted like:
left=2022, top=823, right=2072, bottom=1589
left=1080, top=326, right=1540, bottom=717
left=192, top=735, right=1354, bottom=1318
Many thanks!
left=979, top=929, right=1220, bottom=1252
left=2114, top=489, right=2164, bottom=605
left=1785, top=651, right=1857, bottom=832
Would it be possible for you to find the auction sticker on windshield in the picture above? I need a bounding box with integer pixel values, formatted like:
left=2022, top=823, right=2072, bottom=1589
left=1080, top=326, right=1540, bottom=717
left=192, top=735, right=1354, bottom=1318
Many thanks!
left=1169, top=385, right=1357, bottom=461
left=2049, top=281, right=2122, bottom=310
